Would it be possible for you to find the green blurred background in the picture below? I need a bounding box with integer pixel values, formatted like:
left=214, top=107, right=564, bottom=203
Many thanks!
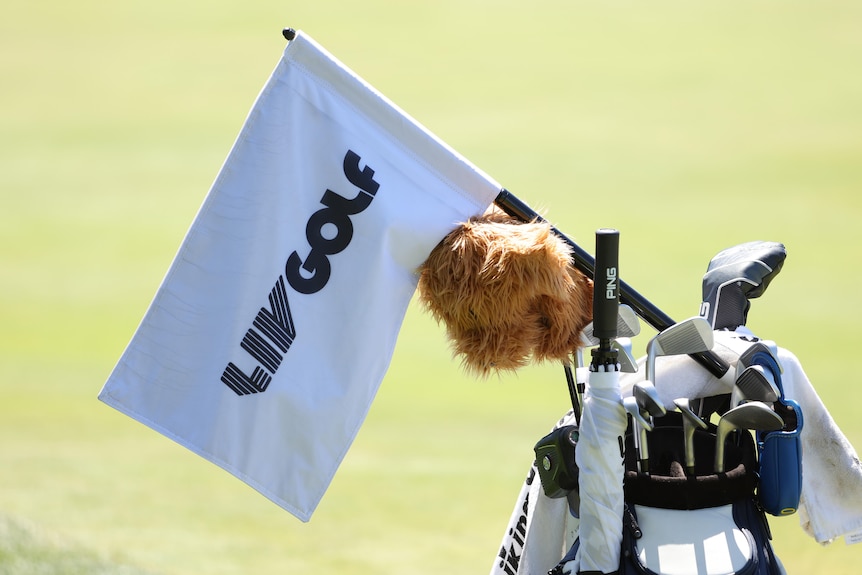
left=2, top=1, right=861, bottom=573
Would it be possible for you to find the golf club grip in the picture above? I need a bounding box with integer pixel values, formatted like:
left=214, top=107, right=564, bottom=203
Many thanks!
left=494, top=190, right=729, bottom=378
left=593, top=229, right=620, bottom=341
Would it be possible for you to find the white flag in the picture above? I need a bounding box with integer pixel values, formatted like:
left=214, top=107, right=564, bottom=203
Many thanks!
left=98, top=30, right=500, bottom=521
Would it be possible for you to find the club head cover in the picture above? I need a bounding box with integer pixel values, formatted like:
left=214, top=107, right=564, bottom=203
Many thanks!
left=700, top=241, right=786, bottom=330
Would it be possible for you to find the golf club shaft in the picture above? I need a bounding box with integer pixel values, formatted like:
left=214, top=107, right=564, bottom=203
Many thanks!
left=638, top=424, right=650, bottom=474
left=564, top=362, right=581, bottom=425
left=495, top=189, right=729, bottom=378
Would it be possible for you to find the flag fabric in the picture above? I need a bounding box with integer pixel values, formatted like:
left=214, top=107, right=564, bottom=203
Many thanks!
left=98, top=30, right=501, bottom=521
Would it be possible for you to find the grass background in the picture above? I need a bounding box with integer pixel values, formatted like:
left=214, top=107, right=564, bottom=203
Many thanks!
left=2, top=1, right=861, bottom=573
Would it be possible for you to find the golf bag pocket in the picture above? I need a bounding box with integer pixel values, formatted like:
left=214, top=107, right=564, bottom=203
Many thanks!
left=757, top=399, right=803, bottom=517
left=534, top=424, right=580, bottom=499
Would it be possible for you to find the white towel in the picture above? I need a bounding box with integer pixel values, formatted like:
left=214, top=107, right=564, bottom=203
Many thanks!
left=771, top=346, right=862, bottom=543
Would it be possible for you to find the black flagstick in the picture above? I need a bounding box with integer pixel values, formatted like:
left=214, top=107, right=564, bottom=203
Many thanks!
left=495, top=189, right=729, bottom=379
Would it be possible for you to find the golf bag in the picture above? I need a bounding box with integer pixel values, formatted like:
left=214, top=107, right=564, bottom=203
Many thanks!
left=545, top=408, right=786, bottom=575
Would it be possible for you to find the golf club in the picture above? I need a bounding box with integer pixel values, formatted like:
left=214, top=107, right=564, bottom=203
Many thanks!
left=624, top=395, right=653, bottom=475
left=581, top=304, right=641, bottom=347
left=613, top=339, right=638, bottom=374
left=563, top=361, right=580, bottom=425
left=623, top=396, right=654, bottom=431
left=674, top=397, right=708, bottom=475
left=730, top=364, right=780, bottom=408
left=635, top=317, right=712, bottom=473
left=645, top=317, right=714, bottom=384
left=632, top=381, right=666, bottom=474
left=736, top=341, right=783, bottom=379
left=714, top=401, right=784, bottom=473
left=634, top=381, right=666, bottom=418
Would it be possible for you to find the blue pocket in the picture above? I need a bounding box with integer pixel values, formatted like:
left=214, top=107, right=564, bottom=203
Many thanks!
left=758, top=398, right=803, bottom=516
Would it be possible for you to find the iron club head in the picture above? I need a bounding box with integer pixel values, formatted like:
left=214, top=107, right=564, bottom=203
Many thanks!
left=612, top=339, right=638, bottom=373
left=645, top=317, right=714, bottom=383
left=730, top=364, right=780, bottom=408
left=624, top=395, right=653, bottom=474
left=633, top=381, right=666, bottom=418
left=631, top=381, right=665, bottom=474
left=737, top=341, right=782, bottom=374
left=623, top=396, right=653, bottom=432
left=581, top=304, right=641, bottom=347
left=714, top=401, right=784, bottom=473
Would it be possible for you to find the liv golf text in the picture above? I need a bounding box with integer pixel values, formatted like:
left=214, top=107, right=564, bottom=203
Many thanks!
left=220, top=150, right=379, bottom=395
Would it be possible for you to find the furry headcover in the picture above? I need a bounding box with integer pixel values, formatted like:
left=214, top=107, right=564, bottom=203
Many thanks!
left=417, top=207, right=593, bottom=376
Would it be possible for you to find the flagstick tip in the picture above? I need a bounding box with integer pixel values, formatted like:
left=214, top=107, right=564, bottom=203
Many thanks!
left=283, top=28, right=296, bottom=41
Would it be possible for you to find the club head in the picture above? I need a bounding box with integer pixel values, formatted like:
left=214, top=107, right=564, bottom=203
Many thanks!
left=624, top=396, right=652, bottom=474
left=674, top=397, right=708, bottom=474
left=581, top=304, right=641, bottom=346
left=645, top=317, right=714, bottom=382
left=674, top=398, right=708, bottom=430
left=632, top=382, right=664, bottom=474
left=623, top=396, right=653, bottom=431
left=714, top=401, right=784, bottom=473
left=633, top=381, right=666, bottom=418
left=730, top=364, right=780, bottom=407
left=737, top=341, right=782, bottom=373
left=612, top=339, right=638, bottom=373
left=617, top=304, right=641, bottom=339
left=760, top=340, right=783, bottom=373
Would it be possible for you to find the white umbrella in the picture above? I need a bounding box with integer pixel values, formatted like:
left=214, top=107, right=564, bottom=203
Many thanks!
left=574, top=367, right=627, bottom=573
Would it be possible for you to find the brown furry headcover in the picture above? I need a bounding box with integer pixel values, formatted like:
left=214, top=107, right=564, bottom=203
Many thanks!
left=417, top=207, right=593, bottom=376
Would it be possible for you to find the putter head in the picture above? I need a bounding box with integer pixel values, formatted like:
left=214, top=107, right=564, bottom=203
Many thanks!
left=730, top=364, right=780, bottom=407
left=633, top=381, right=666, bottom=418
left=714, top=401, right=784, bottom=472
left=645, top=317, right=714, bottom=382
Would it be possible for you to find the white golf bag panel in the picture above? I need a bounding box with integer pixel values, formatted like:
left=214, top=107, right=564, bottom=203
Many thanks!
left=630, top=505, right=753, bottom=575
